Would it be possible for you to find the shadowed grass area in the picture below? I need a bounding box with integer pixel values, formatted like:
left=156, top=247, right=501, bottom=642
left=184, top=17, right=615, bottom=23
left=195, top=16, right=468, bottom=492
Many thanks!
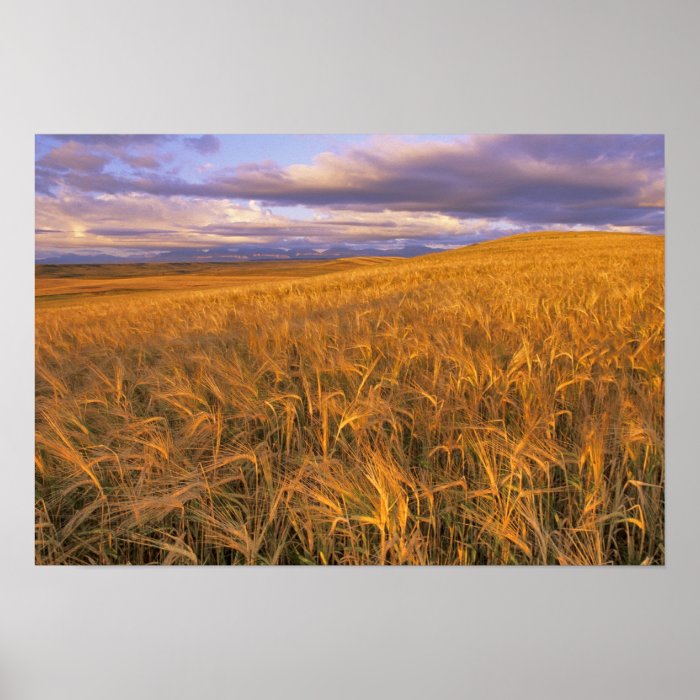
left=35, top=231, right=664, bottom=565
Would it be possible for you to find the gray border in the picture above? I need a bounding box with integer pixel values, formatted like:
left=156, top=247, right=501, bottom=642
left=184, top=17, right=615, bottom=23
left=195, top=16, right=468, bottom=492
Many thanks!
left=2, top=1, right=699, bottom=698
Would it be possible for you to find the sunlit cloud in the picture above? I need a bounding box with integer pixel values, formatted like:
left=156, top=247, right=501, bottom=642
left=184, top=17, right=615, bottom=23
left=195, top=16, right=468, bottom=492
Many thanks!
left=35, top=134, right=664, bottom=261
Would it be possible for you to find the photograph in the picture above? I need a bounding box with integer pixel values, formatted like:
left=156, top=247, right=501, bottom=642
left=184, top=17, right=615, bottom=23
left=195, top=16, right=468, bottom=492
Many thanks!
left=7, top=1, right=700, bottom=697
left=35, top=133, right=665, bottom=565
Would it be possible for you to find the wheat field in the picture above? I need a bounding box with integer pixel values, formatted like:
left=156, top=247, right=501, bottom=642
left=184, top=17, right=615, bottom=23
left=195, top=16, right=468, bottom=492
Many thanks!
left=35, top=231, right=664, bottom=565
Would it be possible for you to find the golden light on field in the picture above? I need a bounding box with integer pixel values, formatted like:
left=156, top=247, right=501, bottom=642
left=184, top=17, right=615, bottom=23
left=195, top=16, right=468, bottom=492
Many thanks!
left=35, top=231, right=664, bottom=565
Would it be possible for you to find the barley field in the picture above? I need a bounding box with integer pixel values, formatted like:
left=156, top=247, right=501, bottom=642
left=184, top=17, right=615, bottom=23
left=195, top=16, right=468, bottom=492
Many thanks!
left=35, top=231, right=665, bottom=565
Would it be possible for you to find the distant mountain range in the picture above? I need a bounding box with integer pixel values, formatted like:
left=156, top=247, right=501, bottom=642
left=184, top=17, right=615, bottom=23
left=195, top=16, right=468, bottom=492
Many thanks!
left=36, top=238, right=498, bottom=264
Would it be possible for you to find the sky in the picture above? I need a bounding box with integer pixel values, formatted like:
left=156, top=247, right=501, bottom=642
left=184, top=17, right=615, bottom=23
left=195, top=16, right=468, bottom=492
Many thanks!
left=35, top=134, right=665, bottom=262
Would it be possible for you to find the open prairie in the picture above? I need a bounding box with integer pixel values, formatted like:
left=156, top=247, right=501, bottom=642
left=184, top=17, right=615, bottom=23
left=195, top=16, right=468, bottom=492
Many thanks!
left=35, top=257, right=395, bottom=304
left=35, top=231, right=664, bottom=565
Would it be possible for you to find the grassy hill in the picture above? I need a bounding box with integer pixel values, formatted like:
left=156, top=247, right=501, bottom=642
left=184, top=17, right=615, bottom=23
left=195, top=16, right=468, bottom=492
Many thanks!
left=35, top=231, right=665, bottom=565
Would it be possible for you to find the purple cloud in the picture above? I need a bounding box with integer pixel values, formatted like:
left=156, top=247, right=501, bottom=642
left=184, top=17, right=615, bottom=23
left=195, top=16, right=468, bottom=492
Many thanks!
left=35, top=134, right=665, bottom=262
left=183, top=135, right=220, bottom=154
left=44, top=135, right=173, bottom=147
left=37, top=142, right=109, bottom=173
left=36, top=135, right=175, bottom=187
left=37, top=135, right=663, bottom=232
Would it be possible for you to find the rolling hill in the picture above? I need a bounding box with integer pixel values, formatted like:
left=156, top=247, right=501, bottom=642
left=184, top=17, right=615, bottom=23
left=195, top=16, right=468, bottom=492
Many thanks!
left=35, top=231, right=665, bottom=565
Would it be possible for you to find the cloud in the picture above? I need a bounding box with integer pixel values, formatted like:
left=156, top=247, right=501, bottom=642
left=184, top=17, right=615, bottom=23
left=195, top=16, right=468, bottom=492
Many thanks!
left=35, top=134, right=665, bottom=260
left=37, top=142, right=110, bottom=173
left=37, top=134, right=664, bottom=232
left=183, top=135, right=220, bottom=154
left=43, top=135, right=173, bottom=147
left=36, top=135, right=175, bottom=191
left=35, top=189, right=497, bottom=255
left=119, top=154, right=162, bottom=169
left=190, top=135, right=663, bottom=229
